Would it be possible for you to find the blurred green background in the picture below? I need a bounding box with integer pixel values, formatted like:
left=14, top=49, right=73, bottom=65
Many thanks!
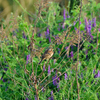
left=0, top=0, right=100, bottom=25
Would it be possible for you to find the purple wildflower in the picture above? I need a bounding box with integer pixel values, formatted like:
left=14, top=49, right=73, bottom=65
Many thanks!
left=88, top=19, right=93, bottom=39
left=54, top=59, right=56, bottom=64
left=58, top=48, right=60, bottom=54
left=93, top=69, right=95, bottom=74
left=52, top=74, right=57, bottom=86
left=54, top=35, right=62, bottom=44
left=58, top=27, right=60, bottom=31
left=47, top=28, right=50, bottom=35
left=38, top=33, right=41, bottom=37
left=88, top=19, right=92, bottom=33
left=65, top=46, right=68, bottom=51
left=57, top=84, right=60, bottom=91
left=23, top=32, right=27, bottom=39
left=57, top=77, right=60, bottom=82
left=98, top=28, right=100, bottom=32
left=39, top=41, right=41, bottom=44
left=43, top=64, right=45, bottom=71
left=51, top=69, right=54, bottom=72
left=25, top=98, right=28, bottom=100
left=71, top=46, right=73, bottom=50
left=86, top=82, right=88, bottom=85
left=45, top=28, right=50, bottom=39
left=13, top=31, right=17, bottom=36
left=42, top=87, right=44, bottom=92
left=5, top=86, right=8, bottom=91
left=3, top=79, right=6, bottom=82
left=55, top=35, right=59, bottom=39
left=35, top=95, right=37, bottom=100
left=84, top=18, right=94, bottom=40
left=4, top=68, right=8, bottom=71
left=74, top=21, right=76, bottom=26
left=63, top=9, right=66, bottom=20
left=92, top=17, right=96, bottom=27
left=50, top=91, right=54, bottom=100
left=89, top=34, right=93, bottom=40
left=62, top=23, right=65, bottom=29
left=85, top=17, right=89, bottom=33
left=75, top=27, right=77, bottom=30
left=26, top=54, right=30, bottom=64
left=49, top=37, right=51, bottom=43
left=58, top=23, right=61, bottom=31
left=48, top=65, right=51, bottom=75
left=94, top=70, right=100, bottom=78
left=70, top=51, right=73, bottom=58
left=65, top=73, right=68, bottom=80
left=51, top=90, right=53, bottom=95
left=45, top=28, right=51, bottom=42
left=79, top=21, right=81, bottom=25
left=57, top=84, right=59, bottom=89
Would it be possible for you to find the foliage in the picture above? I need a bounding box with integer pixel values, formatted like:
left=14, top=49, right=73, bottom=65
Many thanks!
left=0, top=1, right=100, bottom=100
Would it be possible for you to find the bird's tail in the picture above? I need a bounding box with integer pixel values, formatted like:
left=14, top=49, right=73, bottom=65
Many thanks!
left=38, top=59, right=42, bottom=64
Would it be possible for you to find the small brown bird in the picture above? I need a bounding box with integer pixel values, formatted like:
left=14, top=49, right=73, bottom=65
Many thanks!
left=38, top=47, right=54, bottom=64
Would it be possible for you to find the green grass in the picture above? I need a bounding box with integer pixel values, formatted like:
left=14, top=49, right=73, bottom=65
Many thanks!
left=0, top=1, right=100, bottom=100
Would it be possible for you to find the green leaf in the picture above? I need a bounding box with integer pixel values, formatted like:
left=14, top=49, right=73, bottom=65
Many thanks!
left=80, top=24, right=85, bottom=30
left=97, top=3, right=100, bottom=9
left=32, top=58, right=38, bottom=63
left=0, top=98, right=2, bottom=100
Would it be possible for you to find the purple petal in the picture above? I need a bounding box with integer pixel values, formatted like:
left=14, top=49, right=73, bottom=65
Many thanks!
left=57, top=48, right=60, bottom=54
left=47, top=28, right=50, bottom=35
left=23, top=32, right=27, bottom=39
left=50, top=91, right=54, bottom=100
left=94, top=70, right=100, bottom=78
left=92, top=17, right=96, bottom=27
left=79, top=21, right=81, bottom=25
left=3, top=79, right=6, bottom=82
left=43, top=64, right=46, bottom=71
left=48, top=65, right=51, bottom=75
left=74, top=21, right=76, bottom=26
left=38, top=33, right=41, bottom=37
left=98, top=28, right=100, bottom=32
left=70, top=51, right=73, bottom=58
left=85, top=17, right=89, bottom=33
left=63, top=9, right=66, bottom=20
left=62, top=23, right=65, bottom=29
left=93, top=69, right=95, bottom=74
left=4, top=68, right=8, bottom=71
left=35, top=95, right=37, bottom=100
left=5, top=86, right=8, bottom=91
left=65, top=46, right=68, bottom=51
left=52, top=74, right=57, bottom=86
left=54, top=59, right=56, bottom=64
left=25, top=98, right=28, bottom=100
left=49, top=37, right=51, bottom=43
left=65, top=73, right=68, bottom=80
left=26, top=54, right=30, bottom=64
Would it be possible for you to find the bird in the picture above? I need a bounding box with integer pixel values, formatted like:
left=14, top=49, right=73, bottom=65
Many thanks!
left=38, top=47, right=54, bottom=64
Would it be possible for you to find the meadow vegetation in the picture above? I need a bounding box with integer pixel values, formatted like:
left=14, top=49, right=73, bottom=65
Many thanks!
left=0, top=0, right=100, bottom=100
